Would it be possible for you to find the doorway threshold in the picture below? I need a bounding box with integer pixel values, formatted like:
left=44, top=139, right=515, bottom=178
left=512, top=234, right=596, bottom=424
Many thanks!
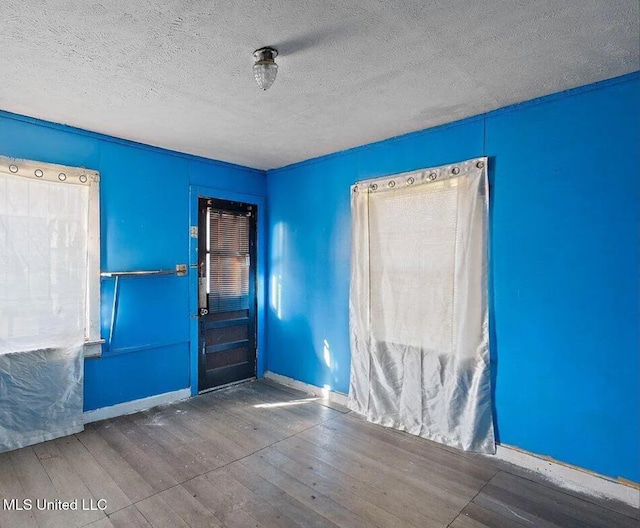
left=197, top=376, right=256, bottom=395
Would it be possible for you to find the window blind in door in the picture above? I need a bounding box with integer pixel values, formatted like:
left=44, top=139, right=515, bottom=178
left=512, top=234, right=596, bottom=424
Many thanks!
left=207, top=210, right=250, bottom=313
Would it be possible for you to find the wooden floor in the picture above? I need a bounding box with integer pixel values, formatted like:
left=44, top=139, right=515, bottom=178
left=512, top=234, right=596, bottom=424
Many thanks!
left=0, top=380, right=637, bottom=528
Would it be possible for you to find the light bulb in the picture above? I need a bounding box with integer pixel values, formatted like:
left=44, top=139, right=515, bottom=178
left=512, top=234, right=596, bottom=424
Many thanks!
left=253, top=63, right=278, bottom=90
left=253, top=47, right=278, bottom=90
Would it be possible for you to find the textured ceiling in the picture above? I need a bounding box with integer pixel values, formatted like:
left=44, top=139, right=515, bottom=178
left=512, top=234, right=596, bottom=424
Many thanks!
left=0, top=1, right=638, bottom=170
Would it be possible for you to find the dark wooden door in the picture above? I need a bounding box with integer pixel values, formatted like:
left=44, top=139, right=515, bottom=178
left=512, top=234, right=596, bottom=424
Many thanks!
left=198, top=197, right=257, bottom=392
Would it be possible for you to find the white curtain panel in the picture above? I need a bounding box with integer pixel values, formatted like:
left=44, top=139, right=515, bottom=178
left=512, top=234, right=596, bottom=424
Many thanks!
left=0, top=164, right=90, bottom=452
left=349, top=157, right=495, bottom=453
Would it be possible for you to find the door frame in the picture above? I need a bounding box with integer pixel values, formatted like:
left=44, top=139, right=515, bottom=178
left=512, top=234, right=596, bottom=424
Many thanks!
left=189, top=185, right=266, bottom=396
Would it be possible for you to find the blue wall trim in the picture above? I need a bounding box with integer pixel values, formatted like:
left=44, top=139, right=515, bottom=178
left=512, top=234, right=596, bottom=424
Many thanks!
left=265, top=73, right=640, bottom=482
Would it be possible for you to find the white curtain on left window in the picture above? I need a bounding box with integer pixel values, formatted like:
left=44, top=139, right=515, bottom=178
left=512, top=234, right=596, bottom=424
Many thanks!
left=0, top=168, right=90, bottom=451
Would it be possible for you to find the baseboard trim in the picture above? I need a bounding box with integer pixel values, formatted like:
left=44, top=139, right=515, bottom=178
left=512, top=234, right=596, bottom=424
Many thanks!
left=492, top=444, right=639, bottom=508
left=262, top=371, right=638, bottom=508
left=83, top=388, right=191, bottom=424
left=263, top=371, right=349, bottom=407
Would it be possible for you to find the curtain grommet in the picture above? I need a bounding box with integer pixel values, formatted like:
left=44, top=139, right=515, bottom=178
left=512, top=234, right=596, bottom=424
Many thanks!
left=9, top=165, right=18, bottom=173
left=370, top=183, right=378, bottom=191
left=406, top=177, right=415, bottom=185
left=388, top=181, right=395, bottom=188
left=476, top=161, right=485, bottom=169
left=428, top=173, right=437, bottom=181
left=451, top=167, right=460, bottom=175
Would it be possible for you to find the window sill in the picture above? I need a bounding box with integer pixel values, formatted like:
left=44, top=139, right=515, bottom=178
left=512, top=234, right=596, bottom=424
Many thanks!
left=84, top=340, right=105, bottom=359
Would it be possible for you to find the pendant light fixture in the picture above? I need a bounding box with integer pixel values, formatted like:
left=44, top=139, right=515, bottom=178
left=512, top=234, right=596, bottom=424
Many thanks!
left=253, top=47, right=278, bottom=90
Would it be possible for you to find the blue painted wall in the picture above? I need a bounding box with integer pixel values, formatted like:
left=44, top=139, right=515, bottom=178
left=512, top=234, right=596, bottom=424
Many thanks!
left=266, top=73, right=639, bottom=482
left=0, top=111, right=266, bottom=411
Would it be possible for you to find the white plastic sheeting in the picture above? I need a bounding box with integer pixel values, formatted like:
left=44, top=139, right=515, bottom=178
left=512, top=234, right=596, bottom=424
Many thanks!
left=0, top=346, right=84, bottom=451
left=0, top=160, right=93, bottom=452
left=349, top=157, right=495, bottom=453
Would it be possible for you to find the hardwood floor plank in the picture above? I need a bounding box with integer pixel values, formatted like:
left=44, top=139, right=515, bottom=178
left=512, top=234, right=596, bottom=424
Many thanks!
left=178, top=388, right=276, bottom=453
left=257, top=378, right=317, bottom=400
left=279, top=432, right=474, bottom=520
left=133, top=405, right=237, bottom=468
left=239, top=457, right=406, bottom=528
left=269, top=441, right=449, bottom=527
left=333, top=413, right=496, bottom=480
left=232, top=499, right=303, bottom=528
left=179, top=398, right=265, bottom=457
left=482, top=456, right=640, bottom=521
left=202, top=467, right=264, bottom=509
left=205, top=382, right=338, bottom=437
left=183, top=465, right=304, bottom=528
left=76, top=428, right=155, bottom=503
left=8, top=446, right=76, bottom=528
left=32, top=440, right=106, bottom=526
left=246, top=448, right=422, bottom=528
left=122, top=412, right=216, bottom=478
left=110, top=415, right=204, bottom=482
left=197, top=389, right=310, bottom=440
left=449, top=501, right=530, bottom=528
left=107, top=505, right=152, bottom=528
left=158, top=485, right=225, bottom=528
left=247, top=382, right=345, bottom=430
left=183, top=398, right=274, bottom=452
left=221, top=459, right=287, bottom=500
left=475, top=471, right=639, bottom=528
left=182, top=474, right=244, bottom=524
left=0, top=452, right=39, bottom=528
left=215, top=464, right=316, bottom=527
left=223, top=507, right=273, bottom=528
left=473, top=489, right=560, bottom=528
left=295, top=425, right=491, bottom=506
left=250, top=381, right=345, bottom=420
left=256, top=377, right=350, bottom=413
left=91, top=421, right=179, bottom=492
left=83, top=517, right=116, bottom=528
left=54, top=435, right=131, bottom=515
left=225, top=462, right=342, bottom=528
left=135, top=494, right=191, bottom=528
